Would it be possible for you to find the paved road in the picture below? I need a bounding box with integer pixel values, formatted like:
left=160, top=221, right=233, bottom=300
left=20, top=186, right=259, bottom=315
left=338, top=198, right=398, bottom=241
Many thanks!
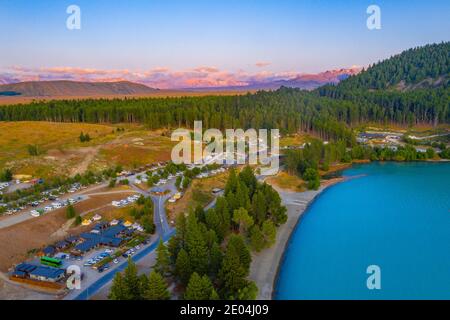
left=67, top=178, right=177, bottom=300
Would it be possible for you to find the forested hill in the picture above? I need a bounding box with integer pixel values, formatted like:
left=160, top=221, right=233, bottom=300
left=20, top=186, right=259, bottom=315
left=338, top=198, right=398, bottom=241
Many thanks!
left=335, top=42, right=450, bottom=91
left=317, top=42, right=449, bottom=126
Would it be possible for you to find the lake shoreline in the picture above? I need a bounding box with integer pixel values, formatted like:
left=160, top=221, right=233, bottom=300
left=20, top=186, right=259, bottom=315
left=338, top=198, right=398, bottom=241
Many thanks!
left=249, top=177, right=345, bottom=300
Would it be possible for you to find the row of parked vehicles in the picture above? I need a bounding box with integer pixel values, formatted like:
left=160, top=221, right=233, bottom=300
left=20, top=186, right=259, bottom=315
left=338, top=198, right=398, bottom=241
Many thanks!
left=1, top=183, right=85, bottom=216
left=30, top=197, right=81, bottom=217
left=111, top=194, right=140, bottom=208
left=83, top=240, right=149, bottom=273
left=83, top=249, right=114, bottom=267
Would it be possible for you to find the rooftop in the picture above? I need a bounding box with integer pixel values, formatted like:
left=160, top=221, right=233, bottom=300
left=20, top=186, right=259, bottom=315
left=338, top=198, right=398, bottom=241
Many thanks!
left=30, top=266, right=65, bottom=279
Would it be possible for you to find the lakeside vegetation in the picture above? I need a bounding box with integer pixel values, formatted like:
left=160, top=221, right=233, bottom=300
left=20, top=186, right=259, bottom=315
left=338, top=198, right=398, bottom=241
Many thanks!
left=285, top=138, right=450, bottom=190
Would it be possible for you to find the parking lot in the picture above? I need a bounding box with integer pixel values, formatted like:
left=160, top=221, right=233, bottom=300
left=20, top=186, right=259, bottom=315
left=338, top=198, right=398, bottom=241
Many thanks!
left=63, top=233, right=158, bottom=299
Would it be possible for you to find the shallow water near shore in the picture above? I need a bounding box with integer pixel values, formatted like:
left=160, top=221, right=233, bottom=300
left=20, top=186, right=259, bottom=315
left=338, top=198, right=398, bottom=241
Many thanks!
left=275, top=162, right=450, bottom=299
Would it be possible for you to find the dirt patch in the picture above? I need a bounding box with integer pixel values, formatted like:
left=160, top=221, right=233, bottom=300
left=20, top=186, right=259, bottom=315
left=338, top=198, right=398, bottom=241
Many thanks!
left=0, top=209, right=67, bottom=272
left=0, top=276, right=58, bottom=300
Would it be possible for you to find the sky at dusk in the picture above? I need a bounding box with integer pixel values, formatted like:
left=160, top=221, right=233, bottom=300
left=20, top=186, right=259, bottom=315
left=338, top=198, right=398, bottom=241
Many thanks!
left=0, top=0, right=449, bottom=88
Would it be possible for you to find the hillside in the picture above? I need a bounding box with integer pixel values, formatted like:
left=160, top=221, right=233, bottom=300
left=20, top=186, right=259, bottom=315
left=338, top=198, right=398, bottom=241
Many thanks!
left=337, top=42, right=450, bottom=91
left=0, top=80, right=158, bottom=97
left=317, top=42, right=449, bottom=126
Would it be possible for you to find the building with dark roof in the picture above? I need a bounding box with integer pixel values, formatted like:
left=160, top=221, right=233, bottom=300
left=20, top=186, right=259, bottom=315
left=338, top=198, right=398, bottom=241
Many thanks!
left=15, top=263, right=37, bottom=273
left=102, top=224, right=126, bottom=238
left=29, top=266, right=65, bottom=282
left=55, top=241, right=69, bottom=250
left=71, top=223, right=130, bottom=254
left=80, top=232, right=99, bottom=241
left=93, top=222, right=109, bottom=232
left=41, top=246, right=56, bottom=257
left=12, top=270, right=27, bottom=278
left=73, top=239, right=101, bottom=254
left=65, top=235, right=80, bottom=244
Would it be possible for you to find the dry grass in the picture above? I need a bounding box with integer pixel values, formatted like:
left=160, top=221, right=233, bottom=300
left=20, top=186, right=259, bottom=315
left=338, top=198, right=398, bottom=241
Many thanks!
left=266, top=171, right=306, bottom=192
left=279, top=134, right=310, bottom=148
left=0, top=122, right=175, bottom=178
left=91, top=129, right=175, bottom=171
left=0, top=121, right=117, bottom=177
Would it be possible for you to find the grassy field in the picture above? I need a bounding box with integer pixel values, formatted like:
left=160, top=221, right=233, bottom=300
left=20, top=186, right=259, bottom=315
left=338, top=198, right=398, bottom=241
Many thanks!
left=280, top=134, right=311, bottom=148
left=266, top=171, right=306, bottom=192
left=92, top=129, right=175, bottom=171
left=0, top=122, right=175, bottom=178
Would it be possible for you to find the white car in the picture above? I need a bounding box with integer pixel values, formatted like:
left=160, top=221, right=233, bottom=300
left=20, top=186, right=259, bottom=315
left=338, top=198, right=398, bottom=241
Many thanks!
left=111, top=201, right=121, bottom=207
left=113, top=259, right=119, bottom=264
left=30, top=210, right=40, bottom=217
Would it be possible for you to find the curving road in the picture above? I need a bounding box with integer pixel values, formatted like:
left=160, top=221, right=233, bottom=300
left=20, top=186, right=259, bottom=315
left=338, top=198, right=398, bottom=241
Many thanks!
left=67, top=177, right=177, bottom=300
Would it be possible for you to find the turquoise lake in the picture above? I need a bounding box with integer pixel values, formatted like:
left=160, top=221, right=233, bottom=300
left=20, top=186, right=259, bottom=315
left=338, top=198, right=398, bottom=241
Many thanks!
left=275, top=162, right=450, bottom=299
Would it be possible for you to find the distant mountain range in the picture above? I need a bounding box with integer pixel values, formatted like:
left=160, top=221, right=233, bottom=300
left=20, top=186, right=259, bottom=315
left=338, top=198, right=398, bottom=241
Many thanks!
left=184, top=67, right=362, bottom=91
left=0, top=80, right=159, bottom=97
left=0, top=67, right=361, bottom=98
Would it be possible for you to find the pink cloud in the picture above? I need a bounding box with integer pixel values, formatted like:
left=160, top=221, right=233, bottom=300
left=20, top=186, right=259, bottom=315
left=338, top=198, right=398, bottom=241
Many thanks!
left=0, top=65, right=362, bottom=89
left=255, top=61, right=271, bottom=68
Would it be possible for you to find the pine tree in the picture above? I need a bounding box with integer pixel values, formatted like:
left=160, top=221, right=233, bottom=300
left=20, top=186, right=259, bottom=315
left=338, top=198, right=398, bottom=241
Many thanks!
left=232, top=207, right=254, bottom=234
left=251, top=191, right=267, bottom=224
left=66, top=205, right=76, bottom=219
left=109, top=272, right=129, bottom=300
left=184, top=272, right=214, bottom=300
left=185, top=213, right=209, bottom=276
left=210, top=288, right=220, bottom=300
left=175, top=248, right=191, bottom=285
left=228, top=235, right=251, bottom=272
left=261, top=220, right=277, bottom=247
left=123, top=258, right=142, bottom=300
left=209, top=242, right=223, bottom=277
left=155, top=239, right=170, bottom=275
left=215, top=197, right=231, bottom=238
left=225, top=168, right=238, bottom=196
left=239, top=166, right=257, bottom=198
left=237, top=281, right=258, bottom=300
left=143, top=271, right=170, bottom=300
left=218, top=245, right=248, bottom=297
left=250, top=226, right=265, bottom=252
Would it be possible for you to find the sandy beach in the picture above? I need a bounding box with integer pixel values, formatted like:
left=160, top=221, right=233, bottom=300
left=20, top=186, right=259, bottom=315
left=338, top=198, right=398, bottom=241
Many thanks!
left=249, top=178, right=343, bottom=300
